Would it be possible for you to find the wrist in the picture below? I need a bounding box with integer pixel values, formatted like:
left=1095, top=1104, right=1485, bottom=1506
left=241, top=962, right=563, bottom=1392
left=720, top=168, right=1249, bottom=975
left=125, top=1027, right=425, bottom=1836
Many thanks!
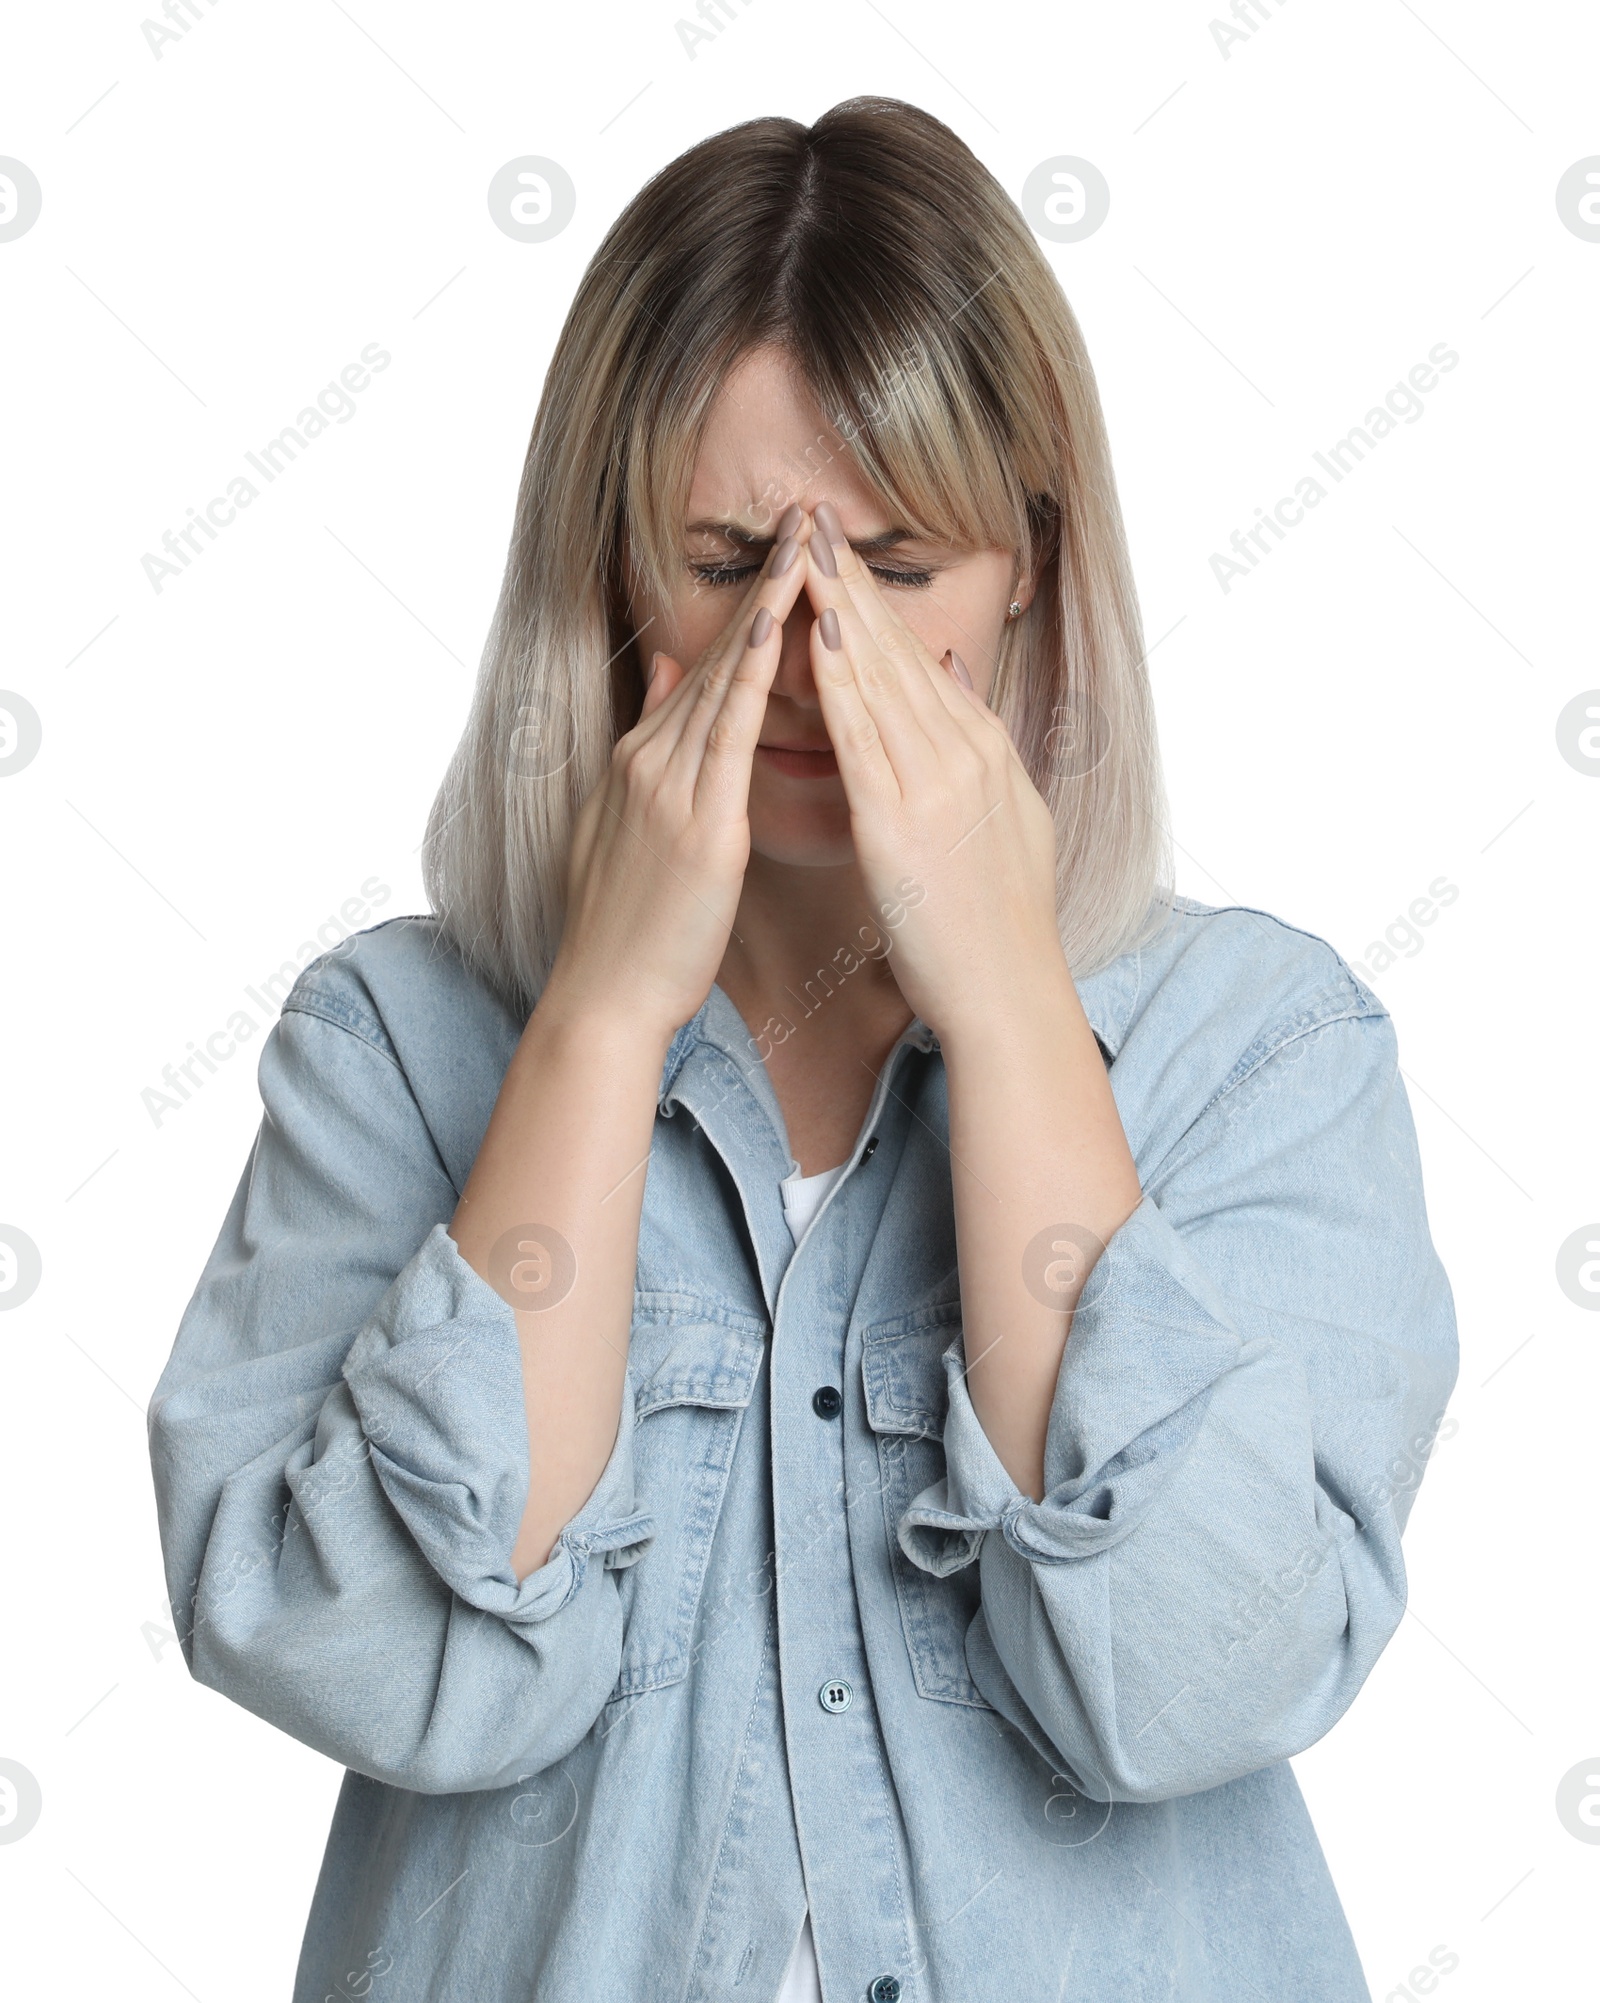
left=519, top=973, right=677, bottom=1077
left=931, top=954, right=1081, bottom=1063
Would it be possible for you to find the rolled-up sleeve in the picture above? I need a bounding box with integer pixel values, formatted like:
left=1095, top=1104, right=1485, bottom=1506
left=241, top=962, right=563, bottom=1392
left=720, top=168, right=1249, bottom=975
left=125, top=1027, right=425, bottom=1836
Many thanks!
left=148, top=997, right=655, bottom=1796
left=899, top=1006, right=1458, bottom=1803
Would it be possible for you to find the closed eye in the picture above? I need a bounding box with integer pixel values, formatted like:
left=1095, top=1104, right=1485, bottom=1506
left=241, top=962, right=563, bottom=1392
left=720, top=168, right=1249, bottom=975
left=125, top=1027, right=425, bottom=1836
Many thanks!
left=688, top=560, right=936, bottom=590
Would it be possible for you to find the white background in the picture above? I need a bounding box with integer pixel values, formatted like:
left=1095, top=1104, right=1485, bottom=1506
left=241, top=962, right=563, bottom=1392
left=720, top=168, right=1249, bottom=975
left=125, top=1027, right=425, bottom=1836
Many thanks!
left=2, top=2, right=1597, bottom=1997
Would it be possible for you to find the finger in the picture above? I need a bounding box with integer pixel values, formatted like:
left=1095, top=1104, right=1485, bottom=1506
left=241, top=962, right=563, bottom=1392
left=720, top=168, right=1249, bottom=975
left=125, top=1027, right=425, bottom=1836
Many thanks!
left=935, top=644, right=1030, bottom=773
left=625, top=504, right=804, bottom=760
left=810, top=502, right=1004, bottom=758
left=806, top=517, right=1003, bottom=792
left=690, top=596, right=789, bottom=813
left=640, top=650, right=683, bottom=720
left=803, top=566, right=903, bottom=809
left=930, top=627, right=1029, bottom=746
left=811, top=504, right=956, bottom=717
left=670, top=510, right=812, bottom=774
left=938, top=665, right=1036, bottom=833
left=804, top=529, right=944, bottom=788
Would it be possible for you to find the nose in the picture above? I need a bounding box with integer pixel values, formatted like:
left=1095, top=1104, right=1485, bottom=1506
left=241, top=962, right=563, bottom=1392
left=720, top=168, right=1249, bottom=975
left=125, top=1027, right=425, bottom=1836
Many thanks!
left=770, top=593, right=821, bottom=708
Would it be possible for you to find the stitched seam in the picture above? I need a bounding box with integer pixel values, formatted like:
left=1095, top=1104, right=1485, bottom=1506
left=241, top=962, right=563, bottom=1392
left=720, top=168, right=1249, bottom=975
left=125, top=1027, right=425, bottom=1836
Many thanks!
left=1120, top=937, right=1144, bottom=1047
left=275, top=1006, right=456, bottom=1196
left=1165, top=899, right=1386, bottom=1024
left=683, top=1598, right=777, bottom=1998
left=861, top=1300, right=963, bottom=1344
left=281, top=994, right=405, bottom=1073
left=1191, top=1001, right=1379, bottom=1130
left=1170, top=893, right=1383, bottom=978
left=631, top=1293, right=769, bottom=1337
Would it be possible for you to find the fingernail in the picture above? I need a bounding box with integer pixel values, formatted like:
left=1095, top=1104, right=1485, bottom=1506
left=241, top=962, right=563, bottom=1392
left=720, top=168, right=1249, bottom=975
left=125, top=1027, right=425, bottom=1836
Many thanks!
left=814, top=499, right=844, bottom=546
left=810, top=531, right=838, bottom=579
left=948, top=649, right=973, bottom=689
left=819, top=608, right=842, bottom=651
left=748, top=606, right=773, bottom=647
left=771, top=535, right=798, bottom=576
left=776, top=502, right=803, bottom=540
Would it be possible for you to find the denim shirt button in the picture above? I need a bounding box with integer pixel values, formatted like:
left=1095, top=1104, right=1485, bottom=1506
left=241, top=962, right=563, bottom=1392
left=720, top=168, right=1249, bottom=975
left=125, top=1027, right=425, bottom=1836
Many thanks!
left=818, top=1678, right=853, bottom=1713
left=868, top=1976, right=902, bottom=2002
left=811, top=1384, right=842, bottom=1419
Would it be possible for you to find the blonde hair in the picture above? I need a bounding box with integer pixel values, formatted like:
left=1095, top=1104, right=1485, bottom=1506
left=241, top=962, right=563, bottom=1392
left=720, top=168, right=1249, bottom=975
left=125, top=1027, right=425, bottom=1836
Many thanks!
left=423, top=97, right=1171, bottom=1021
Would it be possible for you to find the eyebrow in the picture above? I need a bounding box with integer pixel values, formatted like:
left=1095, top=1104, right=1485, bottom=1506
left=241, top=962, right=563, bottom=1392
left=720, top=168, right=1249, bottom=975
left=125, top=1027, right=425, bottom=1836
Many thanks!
left=684, top=518, right=918, bottom=553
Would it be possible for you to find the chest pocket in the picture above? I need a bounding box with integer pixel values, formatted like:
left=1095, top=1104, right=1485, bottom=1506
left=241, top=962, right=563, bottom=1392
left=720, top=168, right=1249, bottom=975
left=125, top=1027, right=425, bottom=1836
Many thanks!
left=607, top=1292, right=767, bottom=1702
left=860, top=1301, right=993, bottom=1711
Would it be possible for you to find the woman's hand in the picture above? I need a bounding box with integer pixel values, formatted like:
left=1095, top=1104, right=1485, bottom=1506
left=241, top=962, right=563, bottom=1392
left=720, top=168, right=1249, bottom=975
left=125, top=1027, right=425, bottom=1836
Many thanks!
left=800, top=500, right=1140, bottom=1499
left=800, top=502, right=1069, bottom=1046
left=539, top=506, right=810, bottom=1046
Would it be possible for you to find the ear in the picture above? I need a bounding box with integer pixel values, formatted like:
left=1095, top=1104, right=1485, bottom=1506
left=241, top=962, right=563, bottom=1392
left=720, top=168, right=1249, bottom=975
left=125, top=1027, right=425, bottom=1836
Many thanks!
left=1013, top=507, right=1065, bottom=616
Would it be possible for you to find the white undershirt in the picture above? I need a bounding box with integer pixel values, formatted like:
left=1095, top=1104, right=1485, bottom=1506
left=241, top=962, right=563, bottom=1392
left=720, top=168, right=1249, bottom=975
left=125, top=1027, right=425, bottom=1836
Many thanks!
left=775, top=1910, right=822, bottom=2003
left=779, top=1160, right=846, bottom=1245
left=772, top=1162, right=844, bottom=2003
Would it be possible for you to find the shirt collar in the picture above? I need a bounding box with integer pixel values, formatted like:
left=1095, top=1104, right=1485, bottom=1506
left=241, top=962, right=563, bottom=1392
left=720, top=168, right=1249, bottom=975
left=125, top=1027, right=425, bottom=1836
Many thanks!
left=658, top=985, right=936, bottom=1114
left=657, top=963, right=1128, bottom=1112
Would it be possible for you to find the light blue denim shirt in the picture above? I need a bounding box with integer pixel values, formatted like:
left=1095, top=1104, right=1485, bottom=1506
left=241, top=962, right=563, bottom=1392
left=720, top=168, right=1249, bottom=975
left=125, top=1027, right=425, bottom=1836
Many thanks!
left=147, top=896, right=1457, bottom=2003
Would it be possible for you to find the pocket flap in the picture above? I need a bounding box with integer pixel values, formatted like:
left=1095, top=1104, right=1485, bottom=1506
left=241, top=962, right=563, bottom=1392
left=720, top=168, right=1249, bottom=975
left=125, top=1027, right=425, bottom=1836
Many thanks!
left=861, top=1300, right=962, bottom=1439
left=628, top=1293, right=767, bottom=1417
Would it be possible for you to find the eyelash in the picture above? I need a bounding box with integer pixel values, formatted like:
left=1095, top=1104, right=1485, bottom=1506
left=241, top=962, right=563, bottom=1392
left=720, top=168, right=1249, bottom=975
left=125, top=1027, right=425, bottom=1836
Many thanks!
left=688, top=560, right=936, bottom=591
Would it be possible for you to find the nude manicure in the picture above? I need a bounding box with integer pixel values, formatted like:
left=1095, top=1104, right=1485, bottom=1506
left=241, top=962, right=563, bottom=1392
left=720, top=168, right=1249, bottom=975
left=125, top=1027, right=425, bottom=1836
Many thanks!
left=749, top=607, right=773, bottom=647
left=948, top=650, right=973, bottom=689
left=819, top=608, right=842, bottom=651
left=776, top=502, right=803, bottom=540
left=810, top=531, right=838, bottom=579
left=771, top=536, right=799, bottom=576
left=814, top=500, right=844, bottom=546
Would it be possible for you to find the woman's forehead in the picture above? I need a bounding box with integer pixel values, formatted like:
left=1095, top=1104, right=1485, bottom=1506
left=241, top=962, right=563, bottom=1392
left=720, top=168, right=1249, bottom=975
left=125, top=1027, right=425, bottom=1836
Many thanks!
left=685, top=395, right=883, bottom=534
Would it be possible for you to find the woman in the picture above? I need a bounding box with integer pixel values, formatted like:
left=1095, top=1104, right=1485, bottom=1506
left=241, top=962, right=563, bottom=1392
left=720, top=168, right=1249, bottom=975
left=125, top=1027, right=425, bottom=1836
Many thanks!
left=149, top=99, right=1457, bottom=2003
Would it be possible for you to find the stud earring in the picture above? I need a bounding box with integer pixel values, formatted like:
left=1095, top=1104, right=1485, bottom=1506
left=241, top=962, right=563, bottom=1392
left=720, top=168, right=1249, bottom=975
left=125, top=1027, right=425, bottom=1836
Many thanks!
left=1007, top=600, right=1024, bottom=621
